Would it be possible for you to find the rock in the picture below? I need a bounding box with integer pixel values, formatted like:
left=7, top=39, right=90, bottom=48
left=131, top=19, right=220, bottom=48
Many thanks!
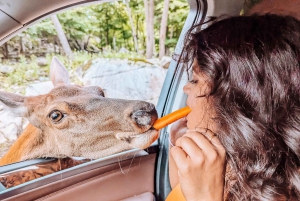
left=22, top=118, right=29, bottom=130
left=118, top=47, right=130, bottom=54
left=25, top=81, right=53, bottom=96
left=160, top=56, right=172, bottom=69
left=36, top=57, right=48, bottom=66
left=2, top=123, right=18, bottom=141
left=0, top=133, right=7, bottom=144
left=25, top=70, right=35, bottom=79
left=83, top=58, right=167, bottom=105
left=0, top=102, right=23, bottom=143
left=0, top=65, right=13, bottom=74
left=38, top=77, right=48, bottom=81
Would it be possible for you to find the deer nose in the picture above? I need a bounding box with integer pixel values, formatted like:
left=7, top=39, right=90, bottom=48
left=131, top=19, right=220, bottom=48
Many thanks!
left=131, top=103, right=158, bottom=127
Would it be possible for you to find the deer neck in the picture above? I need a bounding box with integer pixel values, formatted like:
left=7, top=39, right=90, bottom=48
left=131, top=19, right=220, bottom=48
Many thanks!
left=0, top=124, right=49, bottom=166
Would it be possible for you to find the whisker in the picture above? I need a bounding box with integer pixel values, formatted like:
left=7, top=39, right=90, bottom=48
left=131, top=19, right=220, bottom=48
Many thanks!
left=125, top=150, right=138, bottom=174
left=118, top=150, right=138, bottom=175
left=118, top=156, right=126, bottom=174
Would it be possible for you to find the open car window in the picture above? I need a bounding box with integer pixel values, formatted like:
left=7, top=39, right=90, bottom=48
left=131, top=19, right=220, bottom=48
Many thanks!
left=0, top=0, right=189, bottom=198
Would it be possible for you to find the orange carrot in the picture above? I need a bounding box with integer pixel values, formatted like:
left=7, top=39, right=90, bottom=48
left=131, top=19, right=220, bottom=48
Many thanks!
left=153, top=106, right=191, bottom=130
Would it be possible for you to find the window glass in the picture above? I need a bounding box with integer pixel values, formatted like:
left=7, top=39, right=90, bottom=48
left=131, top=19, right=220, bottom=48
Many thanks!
left=0, top=0, right=188, bottom=188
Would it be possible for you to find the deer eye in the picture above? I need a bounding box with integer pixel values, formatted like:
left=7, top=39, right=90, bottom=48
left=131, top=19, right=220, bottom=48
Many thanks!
left=49, top=110, right=64, bottom=123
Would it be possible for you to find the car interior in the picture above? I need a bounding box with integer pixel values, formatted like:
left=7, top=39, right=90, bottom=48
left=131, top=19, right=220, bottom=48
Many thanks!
left=0, top=0, right=244, bottom=200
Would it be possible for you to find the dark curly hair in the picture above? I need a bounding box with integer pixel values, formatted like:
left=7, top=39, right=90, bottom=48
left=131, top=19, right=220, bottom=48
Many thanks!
left=180, top=14, right=300, bottom=200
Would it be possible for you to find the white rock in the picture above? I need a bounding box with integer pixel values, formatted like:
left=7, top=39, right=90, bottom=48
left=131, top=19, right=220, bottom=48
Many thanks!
left=0, top=132, right=7, bottom=144
left=2, top=123, right=18, bottom=141
left=118, top=47, right=130, bottom=53
left=36, top=57, right=48, bottom=66
left=160, top=56, right=172, bottom=69
left=83, top=58, right=167, bottom=105
left=0, top=101, right=24, bottom=142
left=0, top=106, right=21, bottom=127
left=0, top=65, right=13, bottom=74
left=22, top=118, right=29, bottom=130
left=25, top=81, right=53, bottom=96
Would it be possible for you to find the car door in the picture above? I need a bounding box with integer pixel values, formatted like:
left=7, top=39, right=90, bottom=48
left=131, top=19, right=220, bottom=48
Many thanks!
left=0, top=0, right=244, bottom=200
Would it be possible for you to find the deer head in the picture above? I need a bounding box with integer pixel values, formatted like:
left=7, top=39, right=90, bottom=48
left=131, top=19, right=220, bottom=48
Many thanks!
left=0, top=57, right=158, bottom=165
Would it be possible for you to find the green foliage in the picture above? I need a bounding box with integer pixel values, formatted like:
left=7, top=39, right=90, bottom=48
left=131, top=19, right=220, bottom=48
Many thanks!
left=0, top=55, right=47, bottom=93
left=0, top=51, right=147, bottom=93
left=25, top=19, right=56, bottom=38
left=156, top=0, right=188, bottom=48
left=0, top=0, right=189, bottom=93
left=5, top=0, right=188, bottom=55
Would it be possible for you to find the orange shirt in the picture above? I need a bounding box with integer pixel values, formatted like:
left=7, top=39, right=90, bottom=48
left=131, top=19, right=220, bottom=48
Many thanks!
left=165, top=184, right=186, bottom=201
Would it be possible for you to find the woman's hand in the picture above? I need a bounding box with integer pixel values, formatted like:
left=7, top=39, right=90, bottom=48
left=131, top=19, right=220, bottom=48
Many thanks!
left=169, top=118, right=188, bottom=188
left=170, top=117, right=188, bottom=146
left=170, top=128, right=226, bottom=201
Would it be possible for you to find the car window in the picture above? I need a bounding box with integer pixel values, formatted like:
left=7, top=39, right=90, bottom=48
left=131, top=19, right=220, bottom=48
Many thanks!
left=0, top=0, right=188, bottom=189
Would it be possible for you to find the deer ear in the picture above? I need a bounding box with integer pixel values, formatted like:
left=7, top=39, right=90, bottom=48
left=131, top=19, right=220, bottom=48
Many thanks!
left=0, top=91, right=27, bottom=116
left=50, top=56, right=70, bottom=86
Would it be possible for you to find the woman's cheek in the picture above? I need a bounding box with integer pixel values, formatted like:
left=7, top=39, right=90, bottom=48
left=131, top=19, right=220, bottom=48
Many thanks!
left=186, top=112, right=199, bottom=129
left=186, top=99, right=197, bottom=128
left=187, top=101, right=212, bottom=129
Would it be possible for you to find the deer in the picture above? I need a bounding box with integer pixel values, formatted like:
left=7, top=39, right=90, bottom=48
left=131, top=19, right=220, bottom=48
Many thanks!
left=0, top=57, right=159, bottom=166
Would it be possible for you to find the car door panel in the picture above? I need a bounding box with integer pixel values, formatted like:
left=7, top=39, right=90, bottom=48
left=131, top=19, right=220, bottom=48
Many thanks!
left=0, top=150, right=156, bottom=201
left=0, top=154, right=156, bottom=201
left=36, top=154, right=156, bottom=201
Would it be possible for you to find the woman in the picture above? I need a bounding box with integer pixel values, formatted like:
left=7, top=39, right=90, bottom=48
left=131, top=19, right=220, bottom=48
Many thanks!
left=169, top=14, right=300, bottom=200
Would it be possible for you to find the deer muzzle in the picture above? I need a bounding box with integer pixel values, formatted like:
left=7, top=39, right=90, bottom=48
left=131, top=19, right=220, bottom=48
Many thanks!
left=131, top=103, right=157, bottom=127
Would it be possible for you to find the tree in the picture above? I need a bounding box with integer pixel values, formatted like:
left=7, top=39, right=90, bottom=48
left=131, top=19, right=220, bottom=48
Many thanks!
left=124, top=0, right=139, bottom=52
left=144, top=0, right=155, bottom=59
left=159, top=0, right=170, bottom=59
left=51, top=15, right=74, bottom=60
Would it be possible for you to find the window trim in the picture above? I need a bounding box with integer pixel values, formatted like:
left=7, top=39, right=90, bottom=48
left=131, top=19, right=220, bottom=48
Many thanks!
left=0, top=0, right=116, bottom=46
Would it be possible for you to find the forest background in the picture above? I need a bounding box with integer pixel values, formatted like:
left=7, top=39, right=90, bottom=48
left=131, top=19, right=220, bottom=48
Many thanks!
left=1, top=0, right=188, bottom=60
left=0, top=0, right=188, bottom=92
left=0, top=0, right=260, bottom=93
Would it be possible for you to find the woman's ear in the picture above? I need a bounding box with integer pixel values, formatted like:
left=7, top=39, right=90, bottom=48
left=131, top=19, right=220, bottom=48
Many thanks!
left=50, top=56, right=70, bottom=86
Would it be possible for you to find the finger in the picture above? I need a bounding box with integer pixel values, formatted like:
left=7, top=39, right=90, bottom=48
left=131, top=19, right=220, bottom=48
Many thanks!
left=170, top=118, right=188, bottom=146
left=175, top=136, right=204, bottom=160
left=182, top=132, right=226, bottom=167
left=187, top=128, right=222, bottom=147
left=195, top=128, right=224, bottom=149
left=170, top=146, right=189, bottom=168
left=170, top=117, right=187, bottom=132
left=190, top=128, right=225, bottom=156
left=183, top=130, right=216, bottom=154
left=170, top=145, right=204, bottom=175
left=179, top=116, right=187, bottom=123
